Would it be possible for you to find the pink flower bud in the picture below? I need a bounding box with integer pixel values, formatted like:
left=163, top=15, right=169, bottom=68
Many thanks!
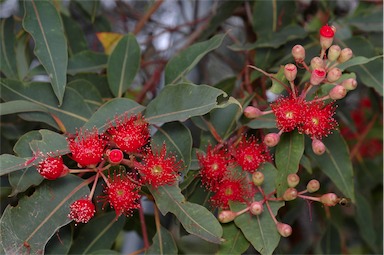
left=283, top=187, right=298, bottom=201
left=249, top=201, right=264, bottom=215
left=276, top=222, right=292, bottom=237
left=327, top=45, right=341, bottom=62
left=218, top=210, right=237, bottom=223
left=310, top=57, right=325, bottom=70
left=310, top=68, right=326, bottom=85
left=320, top=193, right=339, bottom=206
left=244, top=106, right=263, bottom=119
left=341, top=78, right=357, bottom=90
left=312, top=139, right=326, bottom=155
left=337, top=48, right=353, bottom=63
left=319, top=24, right=335, bottom=50
left=106, top=149, right=124, bottom=165
left=292, top=45, right=305, bottom=63
left=284, top=64, right=297, bottom=82
left=264, top=133, right=280, bottom=147
left=327, top=68, right=342, bottom=83
left=287, top=173, right=300, bottom=188
left=307, top=179, right=320, bottom=193
left=329, top=85, right=347, bottom=100
left=252, top=171, right=264, bottom=186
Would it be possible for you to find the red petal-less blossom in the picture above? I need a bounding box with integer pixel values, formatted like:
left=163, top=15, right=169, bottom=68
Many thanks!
left=108, top=114, right=150, bottom=154
left=101, top=172, right=141, bottom=217
left=37, top=156, right=67, bottom=180
left=68, top=199, right=95, bottom=223
left=271, top=96, right=306, bottom=132
left=134, top=144, right=182, bottom=188
left=197, top=145, right=231, bottom=191
left=299, top=101, right=337, bottom=139
left=68, top=128, right=107, bottom=167
left=233, top=136, right=271, bottom=173
left=210, top=176, right=250, bottom=209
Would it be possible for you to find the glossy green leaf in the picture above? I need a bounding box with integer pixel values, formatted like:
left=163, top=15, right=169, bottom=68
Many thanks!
left=275, top=131, right=304, bottom=197
left=67, top=79, right=103, bottom=112
left=149, top=184, right=223, bottom=244
left=164, top=34, right=226, bottom=85
left=23, top=0, right=68, bottom=105
left=246, top=114, right=277, bottom=129
left=151, top=122, right=192, bottom=172
left=69, top=212, right=125, bottom=254
left=0, top=18, right=18, bottom=78
left=269, top=65, right=288, bottom=94
left=0, top=100, right=47, bottom=115
left=0, top=175, right=90, bottom=255
left=231, top=163, right=284, bottom=255
left=107, top=33, right=140, bottom=97
left=68, top=51, right=107, bottom=75
left=83, top=98, right=145, bottom=132
left=145, top=83, right=241, bottom=124
left=45, top=224, right=73, bottom=255
left=337, top=55, right=383, bottom=72
left=306, top=131, right=355, bottom=202
left=217, top=223, right=249, bottom=255
left=0, top=154, right=30, bottom=176
left=0, top=79, right=92, bottom=133
left=146, top=226, right=178, bottom=255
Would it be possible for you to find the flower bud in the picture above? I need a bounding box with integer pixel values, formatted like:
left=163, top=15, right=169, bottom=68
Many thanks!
left=106, top=149, right=124, bottom=165
left=218, top=210, right=237, bottom=223
left=249, top=201, right=264, bottom=216
left=319, top=24, right=335, bottom=50
left=284, top=64, right=297, bottom=82
left=306, top=179, right=320, bottom=193
left=264, top=133, right=280, bottom=147
left=320, top=193, right=339, bottom=206
left=283, top=187, right=298, bottom=201
left=337, top=48, right=353, bottom=63
left=287, top=173, right=300, bottom=188
left=276, top=222, right=292, bottom=237
left=327, top=45, right=341, bottom=62
left=329, top=85, right=347, bottom=100
left=341, top=78, right=357, bottom=90
left=244, top=106, right=263, bottom=119
left=310, top=68, right=326, bottom=85
left=312, top=139, right=326, bottom=155
left=310, top=57, right=325, bottom=70
left=326, top=68, right=342, bottom=83
left=252, top=171, right=264, bottom=186
left=292, top=45, right=305, bottom=63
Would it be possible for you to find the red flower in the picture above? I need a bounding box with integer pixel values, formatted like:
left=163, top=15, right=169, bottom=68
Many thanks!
left=101, top=172, right=141, bottom=217
left=197, top=145, right=231, bottom=191
left=108, top=114, right=150, bottom=154
left=37, top=156, right=67, bottom=180
left=135, top=144, right=182, bottom=188
left=271, top=96, right=306, bottom=132
left=210, top=176, right=250, bottom=209
left=299, top=101, right=337, bottom=139
left=233, top=136, right=271, bottom=173
left=68, top=199, right=95, bottom=223
left=68, top=128, right=107, bottom=167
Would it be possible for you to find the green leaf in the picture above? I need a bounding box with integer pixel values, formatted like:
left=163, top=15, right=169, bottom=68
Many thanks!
left=67, top=79, right=103, bottom=112
left=145, top=83, right=241, bottom=124
left=337, top=55, right=383, bottom=72
left=23, top=0, right=68, bottom=105
left=83, top=98, right=145, bottom=132
left=164, top=34, right=226, bottom=85
left=305, top=131, right=355, bottom=202
left=0, top=100, right=47, bottom=115
left=210, top=103, right=242, bottom=140
left=0, top=154, right=30, bottom=176
left=145, top=226, right=178, bottom=255
left=275, top=131, right=304, bottom=197
left=107, top=33, right=140, bottom=97
left=75, top=0, right=100, bottom=23
left=61, top=14, right=88, bottom=55
left=68, top=51, right=108, bottom=75
left=246, top=114, right=277, bottom=129
left=178, top=234, right=219, bottom=254
left=151, top=122, right=192, bottom=172
left=69, top=212, right=125, bottom=254
left=88, top=250, right=120, bottom=255
left=45, top=224, right=73, bottom=255
left=269, top=65, right=288, bottom=94
left=320, top=222, right=341, bottom=254
left=0, top=18, right=18, bottom=78
left=0, top=175, right=90, bottom=255
left=149, top=184, right=223, bottom=244
left=217, top=223, right=249, bottom=255
left=231, top=163, right=284, bottom=255
left=355, top=191, right=377, bottom=252
left=15, top=32, right=31, bottom=80
left=0, top=79, right=92, bottom=133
